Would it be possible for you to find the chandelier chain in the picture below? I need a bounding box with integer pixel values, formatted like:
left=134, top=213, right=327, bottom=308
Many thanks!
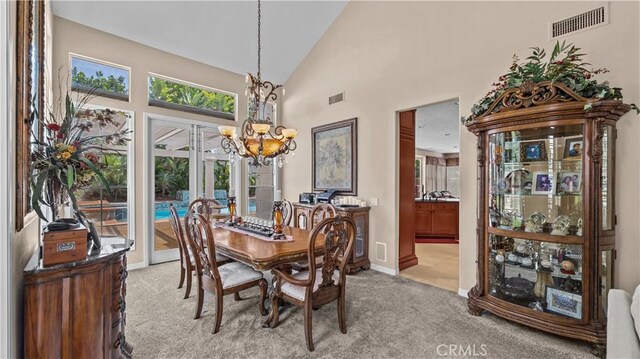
left=257, top=0, right=261, bottom=82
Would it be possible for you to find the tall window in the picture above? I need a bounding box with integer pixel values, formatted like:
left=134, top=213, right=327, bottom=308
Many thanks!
left=148, top=74, right=236, bottom=120
left=70, top=54, right=130, bottom=101
left=73, top=107, right=134, bottom=244
left=415, top=156, right=424, bottom=198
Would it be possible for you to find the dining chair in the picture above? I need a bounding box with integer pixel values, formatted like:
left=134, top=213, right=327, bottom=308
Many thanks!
left=169, top=205, right=231, bottom=299
left=270, top=215, right=356, bottom=351
left=282, top=199, right=294, bottom=227
left=292, top=203, right=337, bottom=272
left=309, top=203, right=336, bottom=230
left=188, top=197, right=229, bottom=223
left=184, top=211, right=268, bottom=334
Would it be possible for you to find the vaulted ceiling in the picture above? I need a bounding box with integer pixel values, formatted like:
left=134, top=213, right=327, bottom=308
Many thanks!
left=52, top=1, right=348, bottom=84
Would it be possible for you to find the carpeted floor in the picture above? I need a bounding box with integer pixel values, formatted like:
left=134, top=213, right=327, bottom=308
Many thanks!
left=127, top=261, right=595, bottom=358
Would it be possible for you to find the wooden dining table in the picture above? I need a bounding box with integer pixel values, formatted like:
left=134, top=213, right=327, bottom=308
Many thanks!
left=210, top=224, right=324, bottom=327
left=210, top=225, right=324, bottom=271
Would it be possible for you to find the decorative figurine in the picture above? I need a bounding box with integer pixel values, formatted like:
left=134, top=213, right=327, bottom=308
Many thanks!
left=576, top=218, right=583, bottom=236
left=495, top=253, right=505, bottom=263
left=561, top=260, right=575, bottom=272
left=551, top=215, right=570, bottom=235
left=525, top=212, right=546, bottom=233
left=227, top=196, right=237, bottom=224
left=271, top=201, right=285, bottom=239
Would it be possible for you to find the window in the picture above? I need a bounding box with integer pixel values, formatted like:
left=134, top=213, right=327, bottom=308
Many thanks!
left=70, top=55, right=130, bottom=101
left=148, top=74, right=236, bottom=121
left=415, top=156, right=424, bottom=198
left=73, top=107, right=134, bottom=246
left=446, top=166, right=460, bottom=197
left=247, top=163, right=274, bottom=219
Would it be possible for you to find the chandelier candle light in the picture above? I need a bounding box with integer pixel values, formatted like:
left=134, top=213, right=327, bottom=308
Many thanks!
left=219, top=0, right=297, bottom=167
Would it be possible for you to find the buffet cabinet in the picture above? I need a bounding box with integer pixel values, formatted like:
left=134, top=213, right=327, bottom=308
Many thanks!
left=24, top=243, right=133, bottom=358
left=293, top=203, right=371, bottom=274
left=464, top=82, right=631, bottom=355
left=415, top=201, right=459, bottom=239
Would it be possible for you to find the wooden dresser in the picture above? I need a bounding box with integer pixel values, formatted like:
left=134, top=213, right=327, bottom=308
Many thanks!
left=292, top=203, right=371, bottom=274
left=24, top=241, right=133, bottom=358
left=415, top=200, right=459, bottom=239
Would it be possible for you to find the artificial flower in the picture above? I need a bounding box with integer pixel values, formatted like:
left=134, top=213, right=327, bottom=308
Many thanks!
left=47, top=123, right=61, bottom=131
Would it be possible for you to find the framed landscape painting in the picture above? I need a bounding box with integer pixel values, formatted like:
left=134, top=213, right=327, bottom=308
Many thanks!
left=312, top=118, right=357, bottom=195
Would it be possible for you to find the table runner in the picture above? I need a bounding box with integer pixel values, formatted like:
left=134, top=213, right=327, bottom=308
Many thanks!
left=215, top=224, right=295, bottom=242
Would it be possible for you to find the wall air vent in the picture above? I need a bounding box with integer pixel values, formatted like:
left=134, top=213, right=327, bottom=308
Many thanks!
left=550, top=4, right=608, bottom=40
left=329, top=92, right=344, bottom=105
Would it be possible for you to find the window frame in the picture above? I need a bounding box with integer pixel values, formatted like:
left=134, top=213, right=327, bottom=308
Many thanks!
left=69, top=53, right=131, bottom=102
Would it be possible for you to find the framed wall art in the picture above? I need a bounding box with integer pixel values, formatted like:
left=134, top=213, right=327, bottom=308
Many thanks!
left=312, top=118, right=357, bottom=195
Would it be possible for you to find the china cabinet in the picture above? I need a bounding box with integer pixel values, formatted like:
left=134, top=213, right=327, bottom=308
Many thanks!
left=464, top=81, right=631, bottom=355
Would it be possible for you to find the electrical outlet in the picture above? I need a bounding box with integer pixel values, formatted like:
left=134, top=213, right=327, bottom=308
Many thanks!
left=370, top=198, right=379, bottom=206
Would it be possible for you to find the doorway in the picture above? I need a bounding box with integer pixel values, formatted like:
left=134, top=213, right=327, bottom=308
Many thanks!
left=146, top=116, right=237, bottom=264
left=398, top=99, right=461, bottom=292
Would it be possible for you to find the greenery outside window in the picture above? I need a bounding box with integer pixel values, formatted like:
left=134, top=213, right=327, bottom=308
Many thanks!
left=73, top=107, right=134, bottom=247
left=148, top=74, right=236, bottom=121
left=70, top=54, right=130, bottom=102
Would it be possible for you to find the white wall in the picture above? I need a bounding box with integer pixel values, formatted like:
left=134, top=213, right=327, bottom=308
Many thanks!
left=282, top=1, right=640, bottom=294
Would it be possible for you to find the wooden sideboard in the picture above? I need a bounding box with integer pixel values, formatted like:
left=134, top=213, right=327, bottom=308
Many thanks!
left=415, top=200, right=459, bottom=239
left=292, top=203, right=371, bottom=274
left=24, top=241, right=133, bottom=358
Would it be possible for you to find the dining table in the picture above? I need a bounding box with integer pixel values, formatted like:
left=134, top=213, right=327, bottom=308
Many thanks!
left=210, top=224, right=324, bottom=327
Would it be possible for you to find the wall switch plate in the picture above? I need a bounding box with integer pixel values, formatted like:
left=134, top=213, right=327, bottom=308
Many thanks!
left=371, top=198, right=379, bottom=206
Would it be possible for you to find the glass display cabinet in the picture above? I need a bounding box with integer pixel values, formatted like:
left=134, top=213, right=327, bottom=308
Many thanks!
left=464, top=82, right=631, bottom=356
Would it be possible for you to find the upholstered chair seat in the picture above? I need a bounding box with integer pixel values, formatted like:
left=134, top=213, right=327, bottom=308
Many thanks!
left=218, top=262, right=265, bottom=289
left=280, top=269, right=341, bottom=301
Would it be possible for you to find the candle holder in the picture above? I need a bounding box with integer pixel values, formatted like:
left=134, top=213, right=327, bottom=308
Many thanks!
left=272, top=201, right=285, bottom=239
left=227, top=196, right=237, bottom=225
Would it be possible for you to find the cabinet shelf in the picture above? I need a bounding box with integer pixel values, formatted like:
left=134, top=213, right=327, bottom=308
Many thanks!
left=492, top=193, right=582, bottom=198
left=501, top=262, right=583, bottom=281
left=488, top=226, right=583, bottom=244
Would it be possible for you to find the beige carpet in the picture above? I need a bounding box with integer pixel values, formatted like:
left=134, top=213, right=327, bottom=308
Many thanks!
left=126, top=261, right=594, bottom=358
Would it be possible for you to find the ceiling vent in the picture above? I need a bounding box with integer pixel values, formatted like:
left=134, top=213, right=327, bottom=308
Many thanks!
left=329, top=92, right=344, bottom=105
left=550, top=4, right=608, bottom=40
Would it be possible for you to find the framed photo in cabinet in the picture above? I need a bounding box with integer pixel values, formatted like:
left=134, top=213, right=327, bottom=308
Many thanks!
left=531, top=171, right=553, bottom=195
left=563, top=136, right=584, bottom=159
left=519, top=140, right=547, bottom=162
left=545, top=287, right=582, bottom=319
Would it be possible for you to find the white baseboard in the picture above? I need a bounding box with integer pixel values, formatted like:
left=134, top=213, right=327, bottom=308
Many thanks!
left=458, top=288, right=469, bottom=298
left=370, top=264, right=398, bottom=276
left=127, top=262, right=146, bottom=271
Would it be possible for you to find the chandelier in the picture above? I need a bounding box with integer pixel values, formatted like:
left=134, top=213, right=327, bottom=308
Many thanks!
left=218, top=0, right=297, bottom=167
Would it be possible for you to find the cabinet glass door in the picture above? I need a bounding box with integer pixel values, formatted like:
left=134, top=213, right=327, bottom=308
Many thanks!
left=487, top=124, right=585, bottom=320
left=354, top=215, right=366, bottom=259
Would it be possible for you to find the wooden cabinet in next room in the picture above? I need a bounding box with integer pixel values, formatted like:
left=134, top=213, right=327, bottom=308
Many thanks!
left=415, top=201, right=459, bottom=239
